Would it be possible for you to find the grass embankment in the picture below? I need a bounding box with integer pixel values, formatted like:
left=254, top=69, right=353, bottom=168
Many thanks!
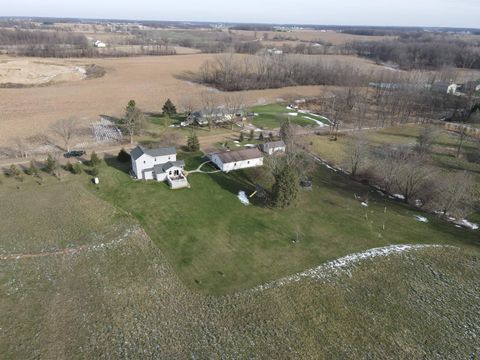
left=93, top=152, right=479, bottom=294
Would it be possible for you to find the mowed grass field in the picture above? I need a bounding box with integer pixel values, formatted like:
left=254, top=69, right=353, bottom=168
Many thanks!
left=1, top=157, right=479, bottom=358
left=250, top=103, right=330, bottom=129
left=93, top=152, right=479, bottom=294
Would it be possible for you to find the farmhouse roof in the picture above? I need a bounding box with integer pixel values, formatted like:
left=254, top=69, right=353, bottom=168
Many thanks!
left=131, top=146, right=176, bottom=160
left=215, top=148, right=263, bottom=163
left=160, top=160, right=185, bottom=172
left=262, top=140, right=286, bottom=150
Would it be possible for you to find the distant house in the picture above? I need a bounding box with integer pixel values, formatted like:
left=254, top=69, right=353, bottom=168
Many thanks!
left=94, top=40, right=106, bottom=48
left=130, top=146, right=189, bottom=189
left=211, top=148, right=264, bottom=172
left=260, top=140, right=286, bottom=155
left=183, top=111, right=208, bottom=127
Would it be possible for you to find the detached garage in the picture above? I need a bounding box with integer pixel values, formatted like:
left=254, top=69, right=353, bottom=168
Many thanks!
left=211, top=148, right=264, bottom=173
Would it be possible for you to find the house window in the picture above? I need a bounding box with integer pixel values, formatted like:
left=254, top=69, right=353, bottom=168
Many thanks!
left=169, top=171, right=172, bottom=175
left=234, top=162, right=237, bottom=166
left=247, top=161, right=250, bottom=164
left=144, top=161, right=146, bottom=164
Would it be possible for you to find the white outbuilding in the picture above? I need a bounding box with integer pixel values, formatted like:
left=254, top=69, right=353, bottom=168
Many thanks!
left=259, top=140, right=286, bottom=155
left=211, top=148, right=264, bottom=173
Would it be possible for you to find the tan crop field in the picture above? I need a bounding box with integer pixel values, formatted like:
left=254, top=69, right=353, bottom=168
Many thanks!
left=232, top=29, right=396, bottom=45
left=0, top=53, right=381, bottom=146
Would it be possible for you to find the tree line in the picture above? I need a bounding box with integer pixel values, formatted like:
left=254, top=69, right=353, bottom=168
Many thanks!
left=183, top=54, right=373, bottom=91
left=347, top=32, right=480, bottom=70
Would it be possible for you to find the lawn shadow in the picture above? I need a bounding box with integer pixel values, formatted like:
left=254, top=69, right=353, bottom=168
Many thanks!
left=104, top=153, right=131, bottom=174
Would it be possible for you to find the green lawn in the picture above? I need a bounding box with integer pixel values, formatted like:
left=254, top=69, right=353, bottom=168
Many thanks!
left=250, top=103, right=330, bottom=129
left=93, top=153, right=480, bottom=295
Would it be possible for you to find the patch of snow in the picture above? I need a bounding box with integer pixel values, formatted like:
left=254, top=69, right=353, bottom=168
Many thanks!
left=361, top=202, right=368, bottom=207
left=233, top=140, right=240, bottom=143
left=456, top=219, right=479, bottom=230
left=302, top=116, right=326, bottom=127
left=244, top=144, right=256, bottom=148
left=237, top=191, right=250, bottom=206
left=287, top=112, right=298, bottom=116
left=392, top=194, right=405, bottom=200
left=414, top=215, right=428, bottom=223
left=253, top=244, right=451, bottom=292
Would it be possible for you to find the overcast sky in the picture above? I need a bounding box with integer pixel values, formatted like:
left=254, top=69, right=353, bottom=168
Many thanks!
left=3, top=0, right=479, bottom=28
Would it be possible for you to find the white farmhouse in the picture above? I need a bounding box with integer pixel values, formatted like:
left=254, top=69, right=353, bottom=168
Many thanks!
left=211, top=148, right=264, bottom=173
left=130, top=146, right=189, bottom=189
left=259, top=140, right=286, bottom=155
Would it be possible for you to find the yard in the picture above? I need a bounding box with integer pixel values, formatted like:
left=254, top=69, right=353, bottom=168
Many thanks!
left=93, top=151, right=479, bottom=295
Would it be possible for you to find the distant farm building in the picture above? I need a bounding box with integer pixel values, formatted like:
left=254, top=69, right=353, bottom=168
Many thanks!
left=211, top=148, right=264, bottom=172
left=131, top=146, right=189, bottom=189
left=260, top=140, right=286, bottom=155
left=94, top=40, right=106, bottom=48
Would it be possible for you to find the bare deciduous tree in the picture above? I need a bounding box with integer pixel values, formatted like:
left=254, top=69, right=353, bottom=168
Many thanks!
left=50, top=118, right=79, bottom=152
left=429, top=171, right=478, bottom=218
left=344, top=134, right=369, bottom=177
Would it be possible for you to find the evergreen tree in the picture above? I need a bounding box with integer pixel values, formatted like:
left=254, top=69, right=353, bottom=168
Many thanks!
left=186, top=131, right=200, bottom=152
left=239, top=132, right=244, bottom=142
left=249, top=129, right=254, bottom=140
left=91, top=167, right=99, bottom=177
left=279, top=117, right=292, bottom=142
left=259, top=132, right=264, bottom=141
left=117, top=148, right=131, bottom=163
left=45, top=154, right=58, bottom=175
left=271, top=164, right=299, bottom=208
left=90, top=151, right=101, bottom=166
left=162, top=99, right=177, bottom=117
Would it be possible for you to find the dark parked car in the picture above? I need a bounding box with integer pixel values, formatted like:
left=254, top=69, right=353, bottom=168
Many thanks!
left=64, top=150, right=86, bottom=158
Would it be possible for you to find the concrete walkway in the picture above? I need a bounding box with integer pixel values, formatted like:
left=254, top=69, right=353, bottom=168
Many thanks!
left=188, top=161, right=221, bottom=174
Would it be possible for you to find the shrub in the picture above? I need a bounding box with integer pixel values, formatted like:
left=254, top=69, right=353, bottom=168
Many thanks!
left=117, top=148, right=131, bottom=163
left=26, top=160, right=39, bottom=177
left=64, top=161, right=73, bottom=172
left=10, top=164, right=23, bottom=182
left=90, top=167, right=99, bottom=176
left=72, top=163, right=83, bottom=174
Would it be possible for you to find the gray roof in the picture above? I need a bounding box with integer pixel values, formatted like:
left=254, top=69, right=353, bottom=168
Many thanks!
left=131, top=146, right=176, bottom=160
left=214, top=148, right=263, bottom=163
left=154, top=160, right=185, bottom=174
left=261, top=140, right=286, bottom=150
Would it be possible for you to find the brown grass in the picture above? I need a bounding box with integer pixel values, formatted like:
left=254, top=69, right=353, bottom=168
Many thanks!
left=232, top=29, right=396, bottom=45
